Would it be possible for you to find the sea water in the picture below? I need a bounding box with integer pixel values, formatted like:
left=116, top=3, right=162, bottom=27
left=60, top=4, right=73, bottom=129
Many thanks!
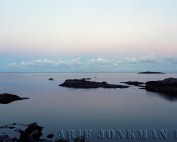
left=0, top=72, right=177, bottom=141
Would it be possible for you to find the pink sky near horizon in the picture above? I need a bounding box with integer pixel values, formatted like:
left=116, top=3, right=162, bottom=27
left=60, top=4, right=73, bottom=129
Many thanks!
left=0, top=0, right=177, bottom=59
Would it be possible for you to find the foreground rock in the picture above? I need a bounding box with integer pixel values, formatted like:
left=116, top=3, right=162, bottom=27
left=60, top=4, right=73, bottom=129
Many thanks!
left=59, top=79, right=129, bottom=89
left=0, top=135, right=12, bottom=142
left=74, top=137, right=85, bottom=142
left=56, top=139, right=69, bottom=142
left=0, top=122, right=87, bottom=142
left=18, top=123, right=43, bottom=142
left=121, top=81, right=145, bottom=87
left=145, top=78, right=177, bottom=94
left=0, top=93, right=29, bottom=104
left=138, top=71, right=165, bottom=74
left=1, top=123, right=56, bottom=142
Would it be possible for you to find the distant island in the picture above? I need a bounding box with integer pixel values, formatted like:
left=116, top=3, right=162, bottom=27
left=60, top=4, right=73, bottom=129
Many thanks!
left=138, top=71, right=165, bottom=74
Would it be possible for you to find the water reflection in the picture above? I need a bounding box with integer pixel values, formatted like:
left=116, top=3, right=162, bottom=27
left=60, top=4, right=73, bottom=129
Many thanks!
left=146, top=91, right=177, bottom=102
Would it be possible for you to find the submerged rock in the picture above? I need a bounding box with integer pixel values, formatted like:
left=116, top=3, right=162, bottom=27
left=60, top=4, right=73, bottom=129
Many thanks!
left=55, top=139, right=69, bottom=142
left=11, top=137, right=18, bottom=142
left=47, top=134, right=54, bottom=138
left=74, top=137, right=85, bottom=142
left=145, top=78, right=177, bottom=94
left=121, top=81, right=145, bottom=87
left=8, top=126, right=15, bottom=129
left=56, top=139, right=69, bottom=142
left=59, top=79, right=129, bottom=89
left=0, top=93, right=29, bottom=104
left=0, top=135, right=12, bottom=142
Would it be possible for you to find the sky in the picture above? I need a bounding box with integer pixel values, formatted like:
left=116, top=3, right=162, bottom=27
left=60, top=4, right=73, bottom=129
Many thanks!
left=0, top=0, right=177, bottom=72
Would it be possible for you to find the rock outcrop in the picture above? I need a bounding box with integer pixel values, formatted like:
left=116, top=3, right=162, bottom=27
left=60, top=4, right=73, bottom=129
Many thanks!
left=49, top=78, right=54, bottom=81
left=145, top=78, right=177, bottom=94
left=0, top=93, right=29, bottom=104
left=59, top=79, right=129, bottom=89
left=0, top=135, right=12, bottom=142
left=74, top=137, right=85, bottom=142
left=18, top=123, right=43, bottom=142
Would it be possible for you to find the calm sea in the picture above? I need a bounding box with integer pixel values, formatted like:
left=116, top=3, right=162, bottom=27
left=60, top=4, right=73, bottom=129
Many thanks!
left=0, top=72, right=177, bottom=141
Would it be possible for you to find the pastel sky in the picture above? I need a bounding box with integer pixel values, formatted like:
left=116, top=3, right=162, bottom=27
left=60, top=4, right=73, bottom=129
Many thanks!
left=0, top=0, right=177, bottom=72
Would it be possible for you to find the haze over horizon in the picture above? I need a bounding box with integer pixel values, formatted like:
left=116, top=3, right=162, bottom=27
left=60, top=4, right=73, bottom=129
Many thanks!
left=0, top=0, right=177, bottom=72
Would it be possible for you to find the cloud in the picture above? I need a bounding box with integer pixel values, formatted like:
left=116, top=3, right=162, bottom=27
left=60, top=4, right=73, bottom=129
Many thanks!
left=139, top=54, right=158, bottom=63
left=8, top=57, right=113, bottom=69
left=116, top=54, right=160, bottom=66
left=7, top=54, right=177, bottom=72
left=164, top=55, right=177, bottom=64
left=89, top=58, right=111, bottom=66
left=124, top=57, right=138, bottom=64
left=8, top=58, right=83, bottom=68
left=9, top=59, right=57, bottom=68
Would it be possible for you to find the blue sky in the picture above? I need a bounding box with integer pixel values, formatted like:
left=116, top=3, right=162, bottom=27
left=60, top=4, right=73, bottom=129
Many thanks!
left=0, top=0, right=177, bottom=72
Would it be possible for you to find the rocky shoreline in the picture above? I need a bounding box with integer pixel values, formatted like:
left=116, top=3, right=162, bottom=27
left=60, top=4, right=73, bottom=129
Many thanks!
left=121, top=78, right=177, bottom=94
left=145, top=78, right=177, bottom=94
left=0, top=123, right=86, bottom=142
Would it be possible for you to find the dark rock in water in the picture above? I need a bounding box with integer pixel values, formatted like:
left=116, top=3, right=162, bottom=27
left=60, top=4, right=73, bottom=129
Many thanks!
left=74, top=137, right=85, bottom=142
left=18, top=123, right=43, bottom=142
left=138, top=71, right=165, bottom=74
left=49, top=78, right=54, bottom=81
left=11, top=137, right=18, bottom=142
left=145, top=78, right=177, bottom=94
left=59, top=79, right=129, bottom=89
left=0, top=93, right=29, bottom=104
left=0, top=135, right=12, bottom=142
left=121, top=81, right=145, bottom=87
left=1, top=123, right=56, bottom=142
left=163, top=78, right=177, bottom=84
left=8, top=126, right=15, bottom=129
left=47, top=134, right=54, bottom=138
left=56, top=139, right=69, bottom=142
